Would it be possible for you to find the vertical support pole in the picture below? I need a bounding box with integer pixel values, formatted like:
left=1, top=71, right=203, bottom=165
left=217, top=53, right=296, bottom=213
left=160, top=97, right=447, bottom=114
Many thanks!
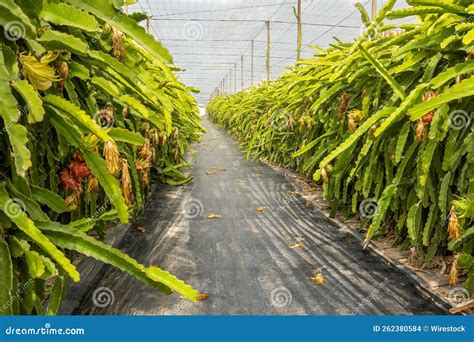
left=371, top=0, right=377, bottom=20
left=229, top=69, right=232, bottom=93
left=251, top=40, right=254, bottom=86
left=266, top=21, right=271, bottom=81
left=146, top=16, right=151, bottom=34
left=296, top=0, right=302, bottom=61
left=234, top=63, right=237, bottom=93
left=241, top=55, right=244, bottom=90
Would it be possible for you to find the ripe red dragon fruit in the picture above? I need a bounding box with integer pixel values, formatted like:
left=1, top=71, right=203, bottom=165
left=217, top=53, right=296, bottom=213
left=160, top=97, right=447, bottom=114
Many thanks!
left=69, top=161, right=92, bottom=180
left=421, top=112, right=434, bottom=124
left=60, top=169, right=81, bottom=191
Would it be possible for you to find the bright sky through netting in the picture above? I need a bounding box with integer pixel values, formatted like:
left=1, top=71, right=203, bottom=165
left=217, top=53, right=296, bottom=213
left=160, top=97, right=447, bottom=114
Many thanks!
left=129, top=0, right=411, bottom=104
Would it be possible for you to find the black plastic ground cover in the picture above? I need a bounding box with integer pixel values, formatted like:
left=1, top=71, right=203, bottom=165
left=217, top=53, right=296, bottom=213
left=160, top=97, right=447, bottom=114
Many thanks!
left=63, top=117, right=446, bottom=315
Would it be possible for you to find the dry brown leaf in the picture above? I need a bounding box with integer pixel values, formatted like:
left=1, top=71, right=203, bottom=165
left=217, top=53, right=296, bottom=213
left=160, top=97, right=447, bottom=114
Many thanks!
left=449, top=300, right=474, bottom=314
left=207, top=214, right=223, bottom=219
left=256, top=207, right=267, bottom=212
left=289, top=242, right=304, bottom=249
left=311, top=272, right=326, bottom=285
left=206, top=167, right=226, bottom=175
left=135, top=227, right=146, bottom=233
left=439, top=259, right=447, bottom=275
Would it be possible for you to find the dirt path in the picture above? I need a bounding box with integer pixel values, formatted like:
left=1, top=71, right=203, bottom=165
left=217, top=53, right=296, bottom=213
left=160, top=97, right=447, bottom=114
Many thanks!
left=63, top=116, right=446, bottom=315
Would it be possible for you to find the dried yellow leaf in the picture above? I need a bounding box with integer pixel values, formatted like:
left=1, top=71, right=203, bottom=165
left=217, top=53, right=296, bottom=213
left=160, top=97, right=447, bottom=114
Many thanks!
left=311, top=272, right=326, bottom=285
left=256, top=207, right=267, bottom=212
left=207, top=214, right=223, bottom=219
left=289, top=242, right=304, bottom=249
left=206, top=167, right=226, bottom=175
left=196, top=293, right=209, bottom=301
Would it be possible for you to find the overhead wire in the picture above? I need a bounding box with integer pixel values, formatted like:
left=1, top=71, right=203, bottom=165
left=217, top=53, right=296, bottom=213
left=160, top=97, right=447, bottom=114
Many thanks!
left=131, top=0, right=373, bottom=102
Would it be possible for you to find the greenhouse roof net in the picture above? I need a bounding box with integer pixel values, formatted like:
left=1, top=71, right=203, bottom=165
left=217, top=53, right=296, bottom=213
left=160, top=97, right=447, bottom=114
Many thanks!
left=130, top=0, right=411, bottom=104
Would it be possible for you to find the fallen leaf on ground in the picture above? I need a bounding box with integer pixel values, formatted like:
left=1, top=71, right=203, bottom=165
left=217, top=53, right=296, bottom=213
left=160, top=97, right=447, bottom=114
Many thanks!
left=207, top=214, right=223, bottom=219
left=311, top=272, right=326, bottom=285
left=135, top=227, right=146, bottom=233
left=255, top=173, right=261, bottom=177
left=238, top=179, right=247, bottom=184
left=439, top=259, right=447, bottom=275
left=449, top=300, right=474, bottom=314
left=196, top=294, right=209, bottom=301
left=289, top=242, right=304, bottom=249
left=256, top=207, right=267, bottom=212
left=206, top=167, right=226, bottom=175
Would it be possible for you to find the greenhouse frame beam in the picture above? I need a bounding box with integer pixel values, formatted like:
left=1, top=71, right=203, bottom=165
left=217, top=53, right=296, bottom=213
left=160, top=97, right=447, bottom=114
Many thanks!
left=173, top=54, right=292, bottom=59
left=159, top=38, right=296, bottom=47
left=234, top=63, right=237, bottom=93
left=266, top=21, right=270, bottom=81
left=372, top=0, right=377, bottom=20
left=151, top=2, right=308, bottom=18
left=297, top=0, right=302, bottom=61
left=150, top=17, right=361, bottom=29
left=251, top=40, right=254, bottom=86
left=241, top=55, right=244, bottom=90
